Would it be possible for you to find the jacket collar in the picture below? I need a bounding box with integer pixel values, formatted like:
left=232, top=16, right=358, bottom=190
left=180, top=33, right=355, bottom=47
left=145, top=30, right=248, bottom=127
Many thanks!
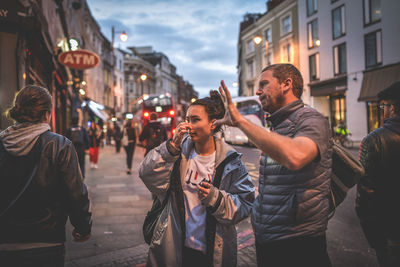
left=267, top=99, right=304, bottom=128
left=383, top=116, right=400, bottom=135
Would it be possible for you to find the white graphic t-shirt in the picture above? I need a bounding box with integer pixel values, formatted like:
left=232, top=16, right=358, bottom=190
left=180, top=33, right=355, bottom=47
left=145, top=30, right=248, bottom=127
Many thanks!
left=183, top=149, right=216, bottom=253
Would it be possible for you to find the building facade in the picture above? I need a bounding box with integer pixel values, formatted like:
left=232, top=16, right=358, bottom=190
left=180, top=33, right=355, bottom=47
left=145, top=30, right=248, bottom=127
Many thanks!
left=298, top=0, right=400, bottom=142
left=238, top=0, right=299, bottom=97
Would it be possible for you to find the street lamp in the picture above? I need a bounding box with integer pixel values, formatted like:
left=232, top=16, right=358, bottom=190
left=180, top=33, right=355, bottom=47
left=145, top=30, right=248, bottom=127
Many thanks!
left=253, top=35, right=270, bottom=66
left=111, top=26, right=128, bottom=48
left=253, top=35, right=262, bottom=45
left=140, top=74, right=148, bottom=96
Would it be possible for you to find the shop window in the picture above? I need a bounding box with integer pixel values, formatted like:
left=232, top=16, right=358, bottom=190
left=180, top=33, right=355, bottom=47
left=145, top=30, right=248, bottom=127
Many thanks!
left=330, top=94, right=347, bottom=134
left=367, top=101, right=383, bottom=132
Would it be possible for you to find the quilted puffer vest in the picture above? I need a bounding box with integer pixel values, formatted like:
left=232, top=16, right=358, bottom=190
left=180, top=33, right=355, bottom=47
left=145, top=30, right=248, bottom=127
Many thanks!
left=252, top=100, right=332, bottom=243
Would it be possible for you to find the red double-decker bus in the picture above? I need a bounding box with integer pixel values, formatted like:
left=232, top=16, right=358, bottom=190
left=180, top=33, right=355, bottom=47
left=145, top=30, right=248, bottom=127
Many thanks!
left=131, top=93, right=177, bottom=140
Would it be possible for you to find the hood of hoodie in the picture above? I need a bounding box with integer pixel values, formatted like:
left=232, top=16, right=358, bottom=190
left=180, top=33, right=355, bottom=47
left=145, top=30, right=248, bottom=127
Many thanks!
left=0, top=122, right=50, bottom=156
left=383, top=117, right=400, bottom=135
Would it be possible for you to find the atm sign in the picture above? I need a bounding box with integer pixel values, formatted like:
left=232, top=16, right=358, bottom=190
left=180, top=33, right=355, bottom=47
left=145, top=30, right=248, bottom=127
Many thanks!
left=58, top=49, right=100, bottom=69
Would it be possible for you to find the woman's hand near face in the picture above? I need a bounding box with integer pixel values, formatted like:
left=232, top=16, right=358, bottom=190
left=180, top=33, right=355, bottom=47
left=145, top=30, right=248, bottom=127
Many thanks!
left=171, top=122, right=191, bottom=148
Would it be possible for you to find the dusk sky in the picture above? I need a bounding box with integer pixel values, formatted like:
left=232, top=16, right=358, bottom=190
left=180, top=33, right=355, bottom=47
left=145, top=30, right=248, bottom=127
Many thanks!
left=86, top=0, right=267, bottom=97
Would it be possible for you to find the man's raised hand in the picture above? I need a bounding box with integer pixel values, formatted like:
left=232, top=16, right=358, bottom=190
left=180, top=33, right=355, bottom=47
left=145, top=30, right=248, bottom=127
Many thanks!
left=214, top=80, right=242, bottom=127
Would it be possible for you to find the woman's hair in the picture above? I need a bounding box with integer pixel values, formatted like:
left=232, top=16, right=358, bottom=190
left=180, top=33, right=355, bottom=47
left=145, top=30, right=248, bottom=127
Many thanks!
left=190, top=90, right=225, bottom=133
left=5, top=85, right=52, bottom=123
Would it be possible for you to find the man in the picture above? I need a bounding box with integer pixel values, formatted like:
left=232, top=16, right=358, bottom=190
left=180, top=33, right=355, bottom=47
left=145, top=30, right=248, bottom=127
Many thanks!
left=216, top=64, right=332, bottom=267
left=356, top=81, right=400, bottom=267
left=66, top=115, right=90, bottom=177
left=139, top=112, right=167, bottom=156
left=113, top=122, right=123, bottom=153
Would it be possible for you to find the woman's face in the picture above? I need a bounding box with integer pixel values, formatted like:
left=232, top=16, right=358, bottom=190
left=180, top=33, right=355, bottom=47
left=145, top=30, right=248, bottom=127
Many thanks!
left=186, top=105, right=214, bottom=143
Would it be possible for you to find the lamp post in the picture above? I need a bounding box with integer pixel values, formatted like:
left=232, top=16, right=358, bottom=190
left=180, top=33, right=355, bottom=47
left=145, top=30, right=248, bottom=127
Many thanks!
left=111, top=26, right=128, bottom=49
left=140, top=73, right=147, bottom=96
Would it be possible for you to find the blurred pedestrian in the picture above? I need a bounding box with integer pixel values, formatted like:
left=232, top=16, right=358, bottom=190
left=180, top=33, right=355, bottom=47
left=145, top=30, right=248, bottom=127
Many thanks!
left=216, top=63, right=332, bottom=267
left=66, top=115, right=90, bottom=177
left=0, top=85, right=92, bottom=267
left=106, top=122, right=113, bottom=146
left=113, top=123, right=123, bottom=153
left=356, top=81, right=400, bottom=267
left=139, top=90, right=254, bottom=266
left=139, top=112, right=167, bottom=156
left=123, top=120, right=136, bottom=174
left=88, top=121, right=101, bottom=169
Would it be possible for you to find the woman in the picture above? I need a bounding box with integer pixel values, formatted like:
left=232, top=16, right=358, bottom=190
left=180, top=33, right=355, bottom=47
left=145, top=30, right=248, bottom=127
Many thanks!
left=123, top=119, right=136, bottom=174
left=0, top=85, right=92, bottom=266
left=88, top=121, right=102, bottom=169
left=139, top=91, right=255, bottom=266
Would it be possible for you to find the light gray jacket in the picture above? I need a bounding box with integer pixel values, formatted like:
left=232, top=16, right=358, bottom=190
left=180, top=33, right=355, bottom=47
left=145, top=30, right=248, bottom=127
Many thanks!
left=139, top=136, right=255, bottom=267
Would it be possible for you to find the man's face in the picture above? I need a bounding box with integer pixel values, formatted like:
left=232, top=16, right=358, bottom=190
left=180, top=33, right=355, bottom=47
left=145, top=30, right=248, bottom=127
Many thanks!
left=256, top=69, right=284, bottom=114
left=381, top=100, right=394, bottom=120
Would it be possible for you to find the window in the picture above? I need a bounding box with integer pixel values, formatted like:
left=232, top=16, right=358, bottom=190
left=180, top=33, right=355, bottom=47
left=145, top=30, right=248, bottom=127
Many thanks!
left=247, top=60, right=254, bottom=78
left=363, top=0, right=381, bottom=25
left=308, top=19, right=319, bottom=48
left=309, top=53, right=320, bottom=81
left=307, top=0, right=317, bottom=16
left=263, top=51, right=272, bottom=67
left=265, top=28, right=271, bottom=43
left=246, top=39, right=254, bottom=54
left=281, top=43, right=292, bottom=63
left=332, top=5, right=346, bottom=39
left=365, top=30, right=382, bottom=68
left=333, top=43, right=347, bottom=75
left=281, top=15, right=292, bottom=35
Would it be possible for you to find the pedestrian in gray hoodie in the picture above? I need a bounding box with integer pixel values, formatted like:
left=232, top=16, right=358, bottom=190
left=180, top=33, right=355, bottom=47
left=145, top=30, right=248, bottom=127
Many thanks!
left=0, top=85, right=92, bottom=267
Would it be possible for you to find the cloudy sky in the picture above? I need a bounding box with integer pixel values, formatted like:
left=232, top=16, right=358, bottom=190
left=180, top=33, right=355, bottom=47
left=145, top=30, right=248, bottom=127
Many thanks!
left=86, top=0, right=267, bottom=97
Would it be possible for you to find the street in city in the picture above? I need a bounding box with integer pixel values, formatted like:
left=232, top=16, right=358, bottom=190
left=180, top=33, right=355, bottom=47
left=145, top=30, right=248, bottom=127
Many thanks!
left=65, top=143, right=378, bottom=267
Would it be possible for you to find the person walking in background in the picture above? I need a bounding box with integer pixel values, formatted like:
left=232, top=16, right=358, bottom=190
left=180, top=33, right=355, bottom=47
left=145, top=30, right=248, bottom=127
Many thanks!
left=66, top=115, right=90, bottom=177
left=123, top=120, right=136, bottom=174
left=113, top=122, right=123, bottom=153
left=0, top=85, right=92, bottom=267
left=106, top=122, right=113, bottom=146
left=356, top=81, right=400, bottom=267
left=139, top=90, right=254, bottom=266
left=216, top=63, right=333, bottom=267
left=88, top=121, right=101, bottom=169
left=139, top=112, right=167, bottom=156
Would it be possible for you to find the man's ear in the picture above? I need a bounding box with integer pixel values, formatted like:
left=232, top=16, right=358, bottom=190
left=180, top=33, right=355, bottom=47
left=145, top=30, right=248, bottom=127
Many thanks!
left=282, top=78, right=293, bottom=94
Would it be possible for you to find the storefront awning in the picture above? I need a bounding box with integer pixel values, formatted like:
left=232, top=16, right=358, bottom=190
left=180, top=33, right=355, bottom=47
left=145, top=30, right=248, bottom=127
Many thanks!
left=358, top=63, right=400, bottom=102
left=309, top=76, right=347, bottom=97
left=83, top=100, right=109, bottom=122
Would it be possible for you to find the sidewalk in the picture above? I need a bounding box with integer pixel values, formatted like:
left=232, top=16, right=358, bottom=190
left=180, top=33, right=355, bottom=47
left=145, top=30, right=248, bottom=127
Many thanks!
left=65, top=145, right=257, bottom=267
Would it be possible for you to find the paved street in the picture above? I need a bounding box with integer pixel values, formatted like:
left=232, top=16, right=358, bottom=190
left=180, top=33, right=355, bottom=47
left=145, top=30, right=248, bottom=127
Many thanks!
left=65, top=144, right=378, bottom=267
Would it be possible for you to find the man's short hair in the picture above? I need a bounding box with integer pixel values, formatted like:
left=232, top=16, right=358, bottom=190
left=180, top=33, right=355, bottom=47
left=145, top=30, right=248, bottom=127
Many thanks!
left=150, top=112, right=158, bottom=121
left=262, top=64, right=304, bottom=98
left=378, top=81, right=400, bottom=114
